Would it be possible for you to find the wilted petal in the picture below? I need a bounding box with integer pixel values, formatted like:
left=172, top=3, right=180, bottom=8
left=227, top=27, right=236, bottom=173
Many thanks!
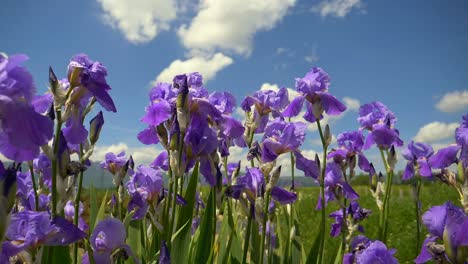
left=415, top=236, right=438, bottom=264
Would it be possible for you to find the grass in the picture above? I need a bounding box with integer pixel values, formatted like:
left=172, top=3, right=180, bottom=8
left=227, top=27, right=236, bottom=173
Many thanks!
left=294, top=182, right=458, bottom=263
left=80, top=182, right=458, bottom=263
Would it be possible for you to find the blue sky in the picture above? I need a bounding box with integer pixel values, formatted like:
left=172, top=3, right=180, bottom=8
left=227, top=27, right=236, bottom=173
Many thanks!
left=2, top=0, right=468, bottom=168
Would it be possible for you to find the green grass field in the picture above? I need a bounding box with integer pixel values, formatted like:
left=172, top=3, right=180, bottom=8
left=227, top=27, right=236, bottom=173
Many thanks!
left=81, top=181, right=458, bottom=263
left=293, top=182, right=458, bottom=263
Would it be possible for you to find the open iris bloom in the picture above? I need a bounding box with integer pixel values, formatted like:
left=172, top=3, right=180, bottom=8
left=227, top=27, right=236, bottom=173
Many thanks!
left=241, top=87, right=290, bottom=134
left=329, top=201, right=371, bottom=238
left=260, top=118, right=307, bottom=162
left=328, top=131, right=373, bottom=176
left=357, top=101, right=403, bottom=150
left=416, top=202, right=468, bottom=263
left=64, top=200, right=88, bottom=232
left=282, top=67, right=346, bottom=122
left=0, top=54, right=53, bottom=162
left=343, top=235, right=398, bottom=264
left=402, top=141, right=434, bottom=180
left=84, top=218, right=137, bottom=264
left=316, top=161, right=359, bottom=210
left=16, top=171, right=49, bottom=211
left=0, top=210, right=86, bottom=261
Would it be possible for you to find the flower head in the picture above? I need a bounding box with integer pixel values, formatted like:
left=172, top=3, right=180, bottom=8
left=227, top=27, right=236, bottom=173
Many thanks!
left=402, top=141, right=433, bottom=180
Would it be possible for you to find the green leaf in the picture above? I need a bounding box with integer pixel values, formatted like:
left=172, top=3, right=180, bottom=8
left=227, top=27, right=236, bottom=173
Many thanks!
left=171, top=219, right=192, bottom=264
left=126, top=220, right=143, bottom=264
left=333, top=242, right=343, bottom=264
left=194, top=188, right=215, bottom=263
left=89, top=184, right=98, bottom=232
left=250, top=220, right=260, bottom=264
left=94, top=191, right=108, bottom=229
left=42, top=246, right=71, bottom=264
left=177, top=162, right=199, bottom=229
left=305, top=232, right=321, bottom=264
left=217, top=204, right=232, bottom=264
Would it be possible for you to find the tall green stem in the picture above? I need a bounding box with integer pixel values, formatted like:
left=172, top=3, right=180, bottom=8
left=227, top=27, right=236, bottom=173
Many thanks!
left=316, top=119, right=328, bottom=264
left=51, top=110, right=62, bottom=217
left=73, top=144, right=85, bottom=264
left=241, top=207, right=253, bottom=264
left=28, top=162, right=39, bottom=211
left=378, top=148, right=393, bottom=242
left=415, top=175, right=422, bottom=255
left=259, top=190, right=271, bottom=264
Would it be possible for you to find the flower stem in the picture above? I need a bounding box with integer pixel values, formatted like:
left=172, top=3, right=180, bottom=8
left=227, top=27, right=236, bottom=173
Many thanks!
left=51, top=110, right=62, bottom=217
left=73, top=144, right=85, bottom=264
left=259, top=190, right=271, bottom=264
left=28, top=161, right=39, bottom=211
left=316, top=119, right=328, bottom=264
left=241, top=206, right=253, bottom=264
left=415, top=175, right=422, bottom=255
left=378, top=148, right=393, bottom=242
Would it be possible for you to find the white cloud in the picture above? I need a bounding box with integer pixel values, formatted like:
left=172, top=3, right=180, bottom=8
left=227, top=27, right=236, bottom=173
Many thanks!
left=312, top=0, right=363, bottom=18
left=413, top=122, right=458, bottom=143
left=343, top=97, right=360, bottom=112
left=91, top=142, right=164, bottom=165
left=304, top=46, right=319, bottom=63
left=155, top=53, right=233, bottom=83
left=435, top=90, right=468, bottom=113
left=97, top=0, right=178, bottom=44
left=177, top=0, right=296, bottom=56
left=276, top=47, right=288, bottom=55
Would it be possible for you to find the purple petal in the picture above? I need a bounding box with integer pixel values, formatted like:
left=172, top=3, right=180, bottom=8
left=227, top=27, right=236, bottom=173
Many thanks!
left=270, top=186, right=297, bottom=204
left=417, top=159, right=431, bottom=177
left=137, top=126, right=159, bottom=145
left=316, top=92, right=347, bottom=115
left=282, top=96, right=304, bottom=118
left=141, top=100, right=172, bottom=126
left=428, top=145, right=461, bottom=169
left=294, top=151, right=319, bottom=179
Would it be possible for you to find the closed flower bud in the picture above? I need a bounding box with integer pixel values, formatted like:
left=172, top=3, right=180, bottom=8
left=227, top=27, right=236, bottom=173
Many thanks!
left=387, top=145, right=397, bottom=170
left=49, top=66, right=59, bottom=96
left=324, top=124, right=332, bottom=147
left=89, top=111, right=104, bottom=145
left=312, top=102, right=324, bottom=120
left=267, top=166, right=282, bottom=191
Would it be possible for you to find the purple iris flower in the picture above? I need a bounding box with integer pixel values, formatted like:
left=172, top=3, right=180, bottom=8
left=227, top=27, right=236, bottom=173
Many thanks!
left=401, top=141, right=434, bottom=180
left=357, top=102, right=403, bottom=150
left=329, top=201, right=371, bottom=237
left=33, top=153, right=52, bottom=189
left=343, top=235, right=397, bottom=264
left=317, top=162, right=359, bottom=210
left=231, top=167, right=296, bottom=205
left=151, top=151, right=169, bottom=171
left=328, top=131, right=372, bottom=173
left=209, top=91, right=236, bottom=114
left=241, top=88, right=290, bottom=133
left=67, top=53, right=116, bottom=112
left=126, top=165, right=163, bottom=219
left=64, top=200, right=88, bottom=232
left=1, top=210, right=86, bottom=259
left=282, top=67, right=346, bottom=121
left=89, top=111, right=105, bottom=145
left=16, top=171, right=49, bottom=211
left=429, top=114, right=468, bottom=169
left=0, top=54, right=53, bottom=161
left=294, top=151, right=320, bottom=180
left=260, top=118, right=307, bottom=162
left=159, top=240, right=170, bottom=264
left=85, top=218, right=136, bottom=264
left=416, top=202, right=468, bottom=263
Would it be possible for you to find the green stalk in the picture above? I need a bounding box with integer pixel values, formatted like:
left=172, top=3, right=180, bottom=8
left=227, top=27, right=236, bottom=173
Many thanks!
left=316, top=119, right=328, bottom=264
left=259, top=191, right=271, bottom=264
left=73, top=144, right=85, bottom=264
left=28, top=161, right=39, bottom=211
left=415, top=175, right=422, bottom=255
left=378, top=148, right=393, bottom=242
left=241, top=207, right=253, bottom=264
left=51, top=110, right=63, bottom=217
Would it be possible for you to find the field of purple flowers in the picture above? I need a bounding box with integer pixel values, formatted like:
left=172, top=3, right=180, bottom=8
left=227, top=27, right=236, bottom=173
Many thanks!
left=0, top=53, right=467, bottom=264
